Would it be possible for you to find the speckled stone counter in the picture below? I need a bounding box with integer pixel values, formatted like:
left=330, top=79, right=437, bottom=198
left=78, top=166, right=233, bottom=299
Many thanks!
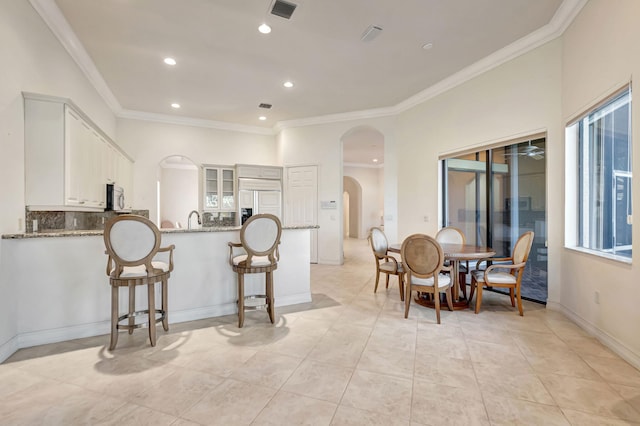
left=1, top=224, right=318, bottom=239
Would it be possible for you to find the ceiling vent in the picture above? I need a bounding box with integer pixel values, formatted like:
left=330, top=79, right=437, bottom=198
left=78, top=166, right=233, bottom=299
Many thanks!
left=259, top=103, right=272, bottom=109
left=270, top=0, right=297, bottom=19
left=361, top=25, right=383, bottom=42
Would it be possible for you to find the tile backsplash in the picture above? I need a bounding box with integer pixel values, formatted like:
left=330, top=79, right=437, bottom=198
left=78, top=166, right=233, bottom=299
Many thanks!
left=25, top=209, right=149, bottom=233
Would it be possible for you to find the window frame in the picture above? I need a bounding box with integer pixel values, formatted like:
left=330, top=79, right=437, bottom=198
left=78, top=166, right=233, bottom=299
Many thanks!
left=565, top=85, right=633, bottom=263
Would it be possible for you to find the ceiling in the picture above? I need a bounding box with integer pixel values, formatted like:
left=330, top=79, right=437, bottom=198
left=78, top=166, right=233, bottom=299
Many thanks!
left=36, top=0, right=579, bottom=164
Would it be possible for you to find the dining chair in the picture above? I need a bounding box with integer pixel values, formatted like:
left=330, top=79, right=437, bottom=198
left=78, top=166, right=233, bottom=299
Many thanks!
left=469, top=231, right=534, bottom=315
left=104, top=214, right=175, bottom=350
left=367, top=227, right=404, bottom=301
left=228, top=213, right=282, bottom=328
left=401, top=234, right=453, bottom=324
left=435, top=226, right=468, bottom=298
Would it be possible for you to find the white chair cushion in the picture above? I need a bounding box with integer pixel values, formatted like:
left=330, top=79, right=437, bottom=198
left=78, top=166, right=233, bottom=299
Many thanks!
left=115, top=261, right=170, bottom=278
left=380, top=262, right=403, bottom=273
left=472, top=270, right=516, bottom=284
left=233, top=254, right=273, bottom=267
left=411, top=274, right=451, bottom=289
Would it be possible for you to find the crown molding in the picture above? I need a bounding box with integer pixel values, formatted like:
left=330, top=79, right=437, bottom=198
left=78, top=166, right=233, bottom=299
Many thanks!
left=29, top=0, right=122, bottom=113
left=31, top=0, right=586, bottom=135
left=118, top=109, right=275, bottom=136
left=273, top=105, right=398, bottom=131
left=343, top=162, right=384, bottom=169
left=394, top=0, right=588, bottom=114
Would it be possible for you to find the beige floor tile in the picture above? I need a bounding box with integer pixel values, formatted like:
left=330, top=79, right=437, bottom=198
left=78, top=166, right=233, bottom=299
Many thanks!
left=0, top=379, right=127, bottom=425
left=0, top=367, right=48, bottom=399
left=282, top=359, right=353, bottom=403
left=357, top=342, right=415, bottom=379
left=561, top=408, right=640, bottom=425
left=563, top=336, right=619, bottom=359
left=183, top=344, right=257, bottom=377
left=263, top=331, right=321, bottom=358
left=93, top=402, right=177, bottom=425
left=416, top=335, right=471, bottom=361
left=539, top=374, right=640, bottom=422
left=474, top=361, right=555, bottom=405
left=181, top=378, right=276, bottom=425
left=2, top=239, right=640, bottom=425
left=512, top=329, right=572, bottom=358
left=252, top=390, right=337, bottom=425
left=465, top=339, right=530, bottom=369
left=410, top=378, right=490, bottom=425
left=610, top=383, right=640, bottom=415
left=484, top=397, right=569, bottom=425
left=413, top=356, right=477, bottom=389
left=582, top=355, right=640, bottom=387
left=129, top=368, right=224, bottom=417
left=341, top=370, right=412, bottom=419
left=307, top=333, right=369, bottom=368
left=331, top=405, right=410, bottom=425
left=229, top=351, right=302, bottom=389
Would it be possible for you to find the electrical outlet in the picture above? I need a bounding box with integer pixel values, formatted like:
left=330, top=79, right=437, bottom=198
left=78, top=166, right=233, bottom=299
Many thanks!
left=423, top=215, right=429, bottom=222
left=594, top=291, right=600, bottom=304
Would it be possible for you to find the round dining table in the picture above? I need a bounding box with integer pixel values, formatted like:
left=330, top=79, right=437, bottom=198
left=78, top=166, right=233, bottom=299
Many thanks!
left=389, top=242, right=496, bottom=310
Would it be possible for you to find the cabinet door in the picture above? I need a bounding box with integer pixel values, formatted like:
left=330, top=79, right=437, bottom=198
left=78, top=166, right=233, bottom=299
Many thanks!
left=221, top=168, right=235, bottom=210
left=64, top=108, right=85, bottom=206
left=204, top=168, right=219, bottom=209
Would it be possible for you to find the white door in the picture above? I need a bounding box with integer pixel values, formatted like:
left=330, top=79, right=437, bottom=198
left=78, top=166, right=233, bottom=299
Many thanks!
left=257, top=191, right=282, bottom=217
left=286, top=166, right=318, bottom=263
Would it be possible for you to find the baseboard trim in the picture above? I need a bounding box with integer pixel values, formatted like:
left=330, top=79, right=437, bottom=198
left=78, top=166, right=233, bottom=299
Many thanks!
left=0, top=336, right=19, bottom=364
left=0, top=295, right=313, bottom=363
left=547, top=302, right=640, bottom=371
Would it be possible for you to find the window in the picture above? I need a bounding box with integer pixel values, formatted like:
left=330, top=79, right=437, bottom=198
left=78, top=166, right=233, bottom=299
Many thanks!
left=567, top=87, right=632, bottom=259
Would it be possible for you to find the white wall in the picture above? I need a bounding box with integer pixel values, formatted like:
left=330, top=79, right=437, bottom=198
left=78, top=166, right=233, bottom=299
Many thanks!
left=559, top=0, right=640, bottom=365
left=277, top=117, right=398, bottom=265
left=160, top=166, right=199, bottom=227
left=344, top=165, right=384, bottom=238
left=0, top=1, right=117, bottom=357
left=116, top=119, right=277, bottom=225
left=396, top=39, right=563, bottom=303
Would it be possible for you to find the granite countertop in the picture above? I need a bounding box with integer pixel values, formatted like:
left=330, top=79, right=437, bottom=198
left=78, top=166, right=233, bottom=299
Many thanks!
left=2, top=225, right=319, bottom=239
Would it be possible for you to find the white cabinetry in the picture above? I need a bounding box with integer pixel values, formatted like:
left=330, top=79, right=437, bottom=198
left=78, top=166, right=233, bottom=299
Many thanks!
left=24, top=93, right=132, bottom=211
left=236, top=164, right=282, bottom=180
left=203, top=166, right=235, bottom=211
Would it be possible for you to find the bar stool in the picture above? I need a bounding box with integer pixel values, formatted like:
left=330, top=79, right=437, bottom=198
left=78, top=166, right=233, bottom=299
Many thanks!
left=228, top=214, right=282, bottom=328
left=103, top=214, right=175, bottom=350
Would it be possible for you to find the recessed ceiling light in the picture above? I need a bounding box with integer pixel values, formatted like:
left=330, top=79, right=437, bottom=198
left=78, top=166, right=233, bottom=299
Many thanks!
left=164, top=57, right=177, bottom=65
left=259, top=116, right=267, bottom=121
left=372, top=158, right=379, bottom=163
left=422, top=43, right=433, bottom=50
left=171, top=103, right=180, bottom=109
left=283, top=81, right=294, bottom=88
left=258, top=23, right=271, bottom=34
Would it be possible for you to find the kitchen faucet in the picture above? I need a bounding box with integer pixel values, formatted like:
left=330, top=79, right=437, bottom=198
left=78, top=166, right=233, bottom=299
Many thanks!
left=188, top=210, right=201, bottom=229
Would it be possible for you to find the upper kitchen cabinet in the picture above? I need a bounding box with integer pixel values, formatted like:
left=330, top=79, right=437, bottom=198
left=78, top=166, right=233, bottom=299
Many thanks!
left=24, top=93, right=133, bottom=211
left=203, top=165, right=235, bottom=212
left=236, top=164, right=282, bottom=180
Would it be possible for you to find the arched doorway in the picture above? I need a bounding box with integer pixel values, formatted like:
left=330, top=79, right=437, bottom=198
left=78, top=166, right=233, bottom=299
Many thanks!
left=343, top=176, right=362, bottom=238
left=341, top=125, right=385, bottom=248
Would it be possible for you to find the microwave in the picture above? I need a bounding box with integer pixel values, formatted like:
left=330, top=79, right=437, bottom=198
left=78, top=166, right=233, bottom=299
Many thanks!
left=106, top=184, right=125, bottom=211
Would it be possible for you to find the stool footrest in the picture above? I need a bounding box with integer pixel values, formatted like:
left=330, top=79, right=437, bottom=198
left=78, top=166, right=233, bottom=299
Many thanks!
left=116, top=309, right=166, bottom=331
left=241, top=295, right=268, bottom=310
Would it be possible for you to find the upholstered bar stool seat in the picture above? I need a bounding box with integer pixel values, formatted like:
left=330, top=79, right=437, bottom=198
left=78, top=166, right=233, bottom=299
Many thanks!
left=229, top=214, right=282, bottom=328
left=104, top=214, right=175, bottom=350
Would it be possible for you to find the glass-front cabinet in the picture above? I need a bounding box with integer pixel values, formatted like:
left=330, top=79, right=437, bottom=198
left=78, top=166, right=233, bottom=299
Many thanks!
left=203, top=165, right=235, bottom=211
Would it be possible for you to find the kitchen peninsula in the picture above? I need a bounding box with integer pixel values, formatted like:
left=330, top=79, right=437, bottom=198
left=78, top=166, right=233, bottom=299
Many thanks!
left=0, top=225, right=316, bottom=362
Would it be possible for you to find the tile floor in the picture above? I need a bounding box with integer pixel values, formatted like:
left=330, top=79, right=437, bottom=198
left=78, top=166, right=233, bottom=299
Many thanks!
left=2, top=238, right=640, bottom=425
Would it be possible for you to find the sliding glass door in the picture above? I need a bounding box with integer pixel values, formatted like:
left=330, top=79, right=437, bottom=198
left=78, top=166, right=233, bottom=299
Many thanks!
left=442, top=138, right=547, bottom=303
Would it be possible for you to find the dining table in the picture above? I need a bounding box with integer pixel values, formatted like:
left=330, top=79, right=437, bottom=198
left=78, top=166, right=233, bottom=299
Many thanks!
left=389, top=242, right=496, bottom=310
